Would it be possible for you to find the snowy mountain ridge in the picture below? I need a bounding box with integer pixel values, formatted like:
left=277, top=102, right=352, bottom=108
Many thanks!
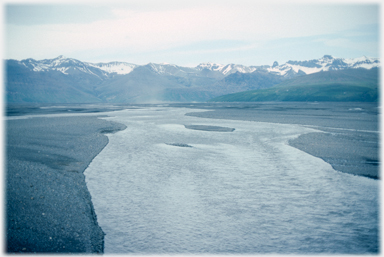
left=21, top=55, right=107, bottom=78
left=6, top=54, right=379, bottom=104
left=267, top=55, right=380, bottom=77
left=11, top=55, right=380, bottom=79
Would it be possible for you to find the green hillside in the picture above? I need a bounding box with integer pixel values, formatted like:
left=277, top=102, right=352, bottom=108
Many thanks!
left=210, top=68, right=379, bottom=102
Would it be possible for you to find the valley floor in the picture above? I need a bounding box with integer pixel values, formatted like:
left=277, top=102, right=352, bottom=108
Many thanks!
left=5, top=102, right=379, bottom=253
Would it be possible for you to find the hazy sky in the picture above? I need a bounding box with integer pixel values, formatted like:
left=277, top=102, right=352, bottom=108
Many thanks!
left=4, top=0, right=381, bottom=66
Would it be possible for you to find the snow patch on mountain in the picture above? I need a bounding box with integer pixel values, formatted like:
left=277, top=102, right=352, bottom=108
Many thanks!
left=147, top=63, right=198, bottom=76
left=87, top=62, right=138, bottom=75
left=56, top=67, right=70, bottom=75
left=197, top=62, right=258, bottom=75
left=197, top=62, right=226, bottom=72
left=222, top=64, right=258, bottom=75
left=148, top=63, right=174, bottom=74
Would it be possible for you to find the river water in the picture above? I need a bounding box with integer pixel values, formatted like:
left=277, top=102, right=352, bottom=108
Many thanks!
left=84, top=106, right=379, bottom=254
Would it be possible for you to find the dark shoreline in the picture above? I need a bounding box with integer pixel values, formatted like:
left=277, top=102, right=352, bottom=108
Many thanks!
left=6, top=115, right=126, bottom=253
left=288, top=131, right=379, bottom=179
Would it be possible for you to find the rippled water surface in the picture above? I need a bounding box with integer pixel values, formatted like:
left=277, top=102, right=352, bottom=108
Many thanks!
left=84, top=106, right=378, bottom=254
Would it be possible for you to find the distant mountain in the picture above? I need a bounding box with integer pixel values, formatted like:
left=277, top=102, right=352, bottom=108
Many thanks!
left=5, top=55, right=380, bottom=103
left=210, top=68, right=379, bottom=102
left=203, top=70, right=285, bottom=98
left=267, top=55, right=380, bottom=77
left=6, top=58, right=103, bottom=103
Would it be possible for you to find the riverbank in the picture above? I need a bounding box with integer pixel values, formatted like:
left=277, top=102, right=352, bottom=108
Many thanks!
left=6, top=115, right=126, bottom=253
left=289, top=130, right=379, bottom=179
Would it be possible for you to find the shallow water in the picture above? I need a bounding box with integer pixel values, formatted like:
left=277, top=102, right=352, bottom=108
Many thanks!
left=84, top=106, right=379, bottom=254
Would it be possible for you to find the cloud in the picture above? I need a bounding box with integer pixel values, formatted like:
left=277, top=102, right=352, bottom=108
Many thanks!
left=5, top=2, right=380, bottom=62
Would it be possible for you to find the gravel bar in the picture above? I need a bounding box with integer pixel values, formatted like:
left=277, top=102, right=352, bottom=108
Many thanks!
left=6, top=115, right=126, bottom=253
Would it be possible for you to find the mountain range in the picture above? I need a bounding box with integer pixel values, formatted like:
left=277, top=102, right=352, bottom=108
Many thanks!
left=5, top=55, right=380, bottom=103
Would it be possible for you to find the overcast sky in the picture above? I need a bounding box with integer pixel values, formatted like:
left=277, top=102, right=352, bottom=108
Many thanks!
left=3, top=0, right=381, bottom=66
